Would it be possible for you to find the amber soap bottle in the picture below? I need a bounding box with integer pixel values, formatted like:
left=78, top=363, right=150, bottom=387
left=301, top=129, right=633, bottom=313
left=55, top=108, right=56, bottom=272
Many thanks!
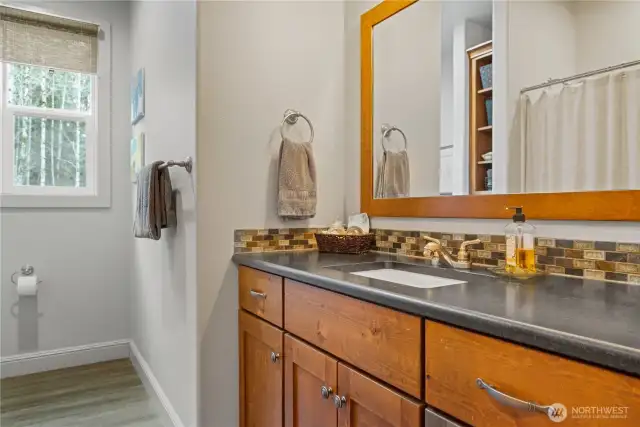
left=504, top=206, right=536, bottom=273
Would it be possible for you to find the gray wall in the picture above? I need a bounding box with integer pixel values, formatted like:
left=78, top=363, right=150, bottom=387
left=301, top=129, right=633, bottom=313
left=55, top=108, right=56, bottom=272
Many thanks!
left=197, top=1, right=346, bottom=425
left=130, top=1, right=198, bottom=426
left=1, top=1, right=132, bottom=357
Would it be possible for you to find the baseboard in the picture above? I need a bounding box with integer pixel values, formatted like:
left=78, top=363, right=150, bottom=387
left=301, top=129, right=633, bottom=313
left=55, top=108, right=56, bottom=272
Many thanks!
left=130, top=341, right=184, bottom=427
left=0, top=340, right=131, bottom=379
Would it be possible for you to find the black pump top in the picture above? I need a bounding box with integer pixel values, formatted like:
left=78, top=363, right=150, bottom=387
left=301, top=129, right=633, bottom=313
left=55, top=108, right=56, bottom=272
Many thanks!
left=507, top=206, right=526, bottom=222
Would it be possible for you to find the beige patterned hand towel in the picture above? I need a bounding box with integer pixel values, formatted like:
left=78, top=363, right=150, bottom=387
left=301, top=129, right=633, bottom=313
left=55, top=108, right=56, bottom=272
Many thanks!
left=134, top=161, right=177, bottom=240
left=375, top=150, right=410, bottom=198
left=278, top=138, right=317, bottom=219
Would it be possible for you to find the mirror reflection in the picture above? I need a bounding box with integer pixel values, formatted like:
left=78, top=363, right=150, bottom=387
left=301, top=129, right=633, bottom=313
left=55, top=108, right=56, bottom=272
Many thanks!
left=372, top=0, right=640, bottom=199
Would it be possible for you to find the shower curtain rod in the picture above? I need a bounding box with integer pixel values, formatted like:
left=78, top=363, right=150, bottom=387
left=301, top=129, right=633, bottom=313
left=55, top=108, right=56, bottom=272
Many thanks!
left=520, top=58, right=640, bottom=94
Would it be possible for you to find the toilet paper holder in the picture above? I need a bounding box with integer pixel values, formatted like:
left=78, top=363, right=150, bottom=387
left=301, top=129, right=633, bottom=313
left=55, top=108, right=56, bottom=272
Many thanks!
left=11, top=265, right=42, bottom=285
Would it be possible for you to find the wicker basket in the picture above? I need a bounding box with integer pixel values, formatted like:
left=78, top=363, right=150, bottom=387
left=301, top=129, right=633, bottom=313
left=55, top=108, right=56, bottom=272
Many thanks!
left=315, top=233, right=375, bottom=255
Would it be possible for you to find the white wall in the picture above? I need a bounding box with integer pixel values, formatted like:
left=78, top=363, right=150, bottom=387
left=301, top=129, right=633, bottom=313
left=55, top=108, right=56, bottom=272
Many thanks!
left=501, top=0, right=577, bottom=192
left=130, top=1, right=198, bottom=426
left=572, top=1, right=640, bottom=73
left=197, top=1, right=346, bottom=425
left=491, top=0, right=508, bottom=194
left=440, top=44, right=454, bottom=194
left=507, top=0, right=576, bottom=100
left=441, top=2, right=491, bottom=195
left=373, top=1, right=441, bottom=197
left=450, top=22, right=468, bottom=195
left=1, top=1, right=131, bottom=357
left=345, top=0, right=640, bottom=243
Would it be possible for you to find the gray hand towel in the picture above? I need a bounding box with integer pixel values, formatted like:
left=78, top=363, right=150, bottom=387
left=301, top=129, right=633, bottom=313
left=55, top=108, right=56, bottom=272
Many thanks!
left=375, top=150, right=410, bottom=198
left=134, top=161, right=177, bottom=240
left=278, top=138, right=317, bottom=219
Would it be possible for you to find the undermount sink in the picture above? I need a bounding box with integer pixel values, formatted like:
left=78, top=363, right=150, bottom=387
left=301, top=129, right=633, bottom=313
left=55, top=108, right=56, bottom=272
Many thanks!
left=327, top=261, right=468, bottom=289
left=351, top=269, right=466, bottom=289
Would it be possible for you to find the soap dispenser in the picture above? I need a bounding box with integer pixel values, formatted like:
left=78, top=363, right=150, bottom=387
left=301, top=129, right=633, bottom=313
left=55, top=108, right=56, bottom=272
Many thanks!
left=504, top=206, right=536, bottom=273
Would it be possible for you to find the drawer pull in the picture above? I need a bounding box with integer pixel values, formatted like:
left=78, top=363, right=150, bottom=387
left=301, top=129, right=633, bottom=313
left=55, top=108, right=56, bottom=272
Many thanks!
left=476, top=378, right=555, bottom=417
left=333, top=395, right=347, bottom=409
left=270, top=351, right=280, bottom=363
left=320, top=386, right=333, bottom=400
left=250, top=290, right=267, bottom=299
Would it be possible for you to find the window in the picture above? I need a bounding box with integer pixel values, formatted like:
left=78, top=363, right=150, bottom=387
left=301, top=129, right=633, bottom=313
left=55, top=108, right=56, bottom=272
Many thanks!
left=0, top=6, right=110, bottom=208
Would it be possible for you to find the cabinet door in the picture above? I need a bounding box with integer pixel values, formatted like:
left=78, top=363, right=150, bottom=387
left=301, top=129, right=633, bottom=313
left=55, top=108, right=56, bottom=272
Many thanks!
left=285, top=335, right=338, bottom=427
left=239, top=311, right=284, bottom=427
left=336, top=363, right=423, bottom=427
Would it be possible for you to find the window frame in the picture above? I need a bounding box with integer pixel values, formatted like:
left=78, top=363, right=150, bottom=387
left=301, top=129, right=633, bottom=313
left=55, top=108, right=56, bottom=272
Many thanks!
left=0, top=5, right=110, bottom=208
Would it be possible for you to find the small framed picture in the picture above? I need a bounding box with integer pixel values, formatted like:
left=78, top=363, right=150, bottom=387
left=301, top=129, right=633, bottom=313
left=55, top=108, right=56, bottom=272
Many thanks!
left=131, top=133, right=145, bottom=183
left=131, top=68, right=145, bottom=124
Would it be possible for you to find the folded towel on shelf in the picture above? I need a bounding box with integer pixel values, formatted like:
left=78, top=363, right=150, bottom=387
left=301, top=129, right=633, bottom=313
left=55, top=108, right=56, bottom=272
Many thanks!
left=134, top=161, right=177, bottom=240
left=278, top=138, right=317, bottom=219
left=375, top=150, right=410, bottom=198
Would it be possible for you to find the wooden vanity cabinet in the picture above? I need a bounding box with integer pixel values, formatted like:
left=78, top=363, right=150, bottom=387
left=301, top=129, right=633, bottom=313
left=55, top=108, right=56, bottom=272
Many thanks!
left=239, top=310, right=284, bottom=427
left=239, top=267, right=424, bottom=427
left=239, top=265, right=640, bottom=427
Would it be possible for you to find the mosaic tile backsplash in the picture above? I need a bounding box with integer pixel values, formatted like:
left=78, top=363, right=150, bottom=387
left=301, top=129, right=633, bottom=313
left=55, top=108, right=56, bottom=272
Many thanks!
left=234, top=228, right=319, bottom=253
left=234, top=228, right=640, bottom=284
left=372, top=229, right=640, bottom=284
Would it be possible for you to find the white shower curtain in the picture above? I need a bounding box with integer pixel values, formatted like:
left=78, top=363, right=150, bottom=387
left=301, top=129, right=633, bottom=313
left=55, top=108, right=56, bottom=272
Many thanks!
left=522, top=69, right=640, bottom=193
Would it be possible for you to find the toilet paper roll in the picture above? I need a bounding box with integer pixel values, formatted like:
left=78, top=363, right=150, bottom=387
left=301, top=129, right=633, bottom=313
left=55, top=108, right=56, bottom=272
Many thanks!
left=17, top=276, right=38, bottom=296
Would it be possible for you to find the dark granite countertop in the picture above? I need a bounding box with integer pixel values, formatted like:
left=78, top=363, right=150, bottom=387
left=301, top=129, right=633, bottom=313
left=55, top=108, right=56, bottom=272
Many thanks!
left=232, top=251, right=640, bottom=377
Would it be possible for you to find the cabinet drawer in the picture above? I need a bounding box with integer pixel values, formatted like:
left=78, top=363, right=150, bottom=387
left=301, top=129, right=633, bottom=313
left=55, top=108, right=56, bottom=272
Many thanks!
left=425, top=321, right=640, bottom=427
left=239, top=266, right=283, bottom=327
left=285, top=279, right=422, bottom=398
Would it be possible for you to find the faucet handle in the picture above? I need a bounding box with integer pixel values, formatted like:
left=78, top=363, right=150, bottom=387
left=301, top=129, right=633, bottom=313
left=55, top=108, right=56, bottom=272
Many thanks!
left=423, top=242, right=436, bottom=259
left=423, top=237, right=444, bottom=260
left=423, top=236, right=441, bottom=247
left=458, top=239, right=482, bottom=262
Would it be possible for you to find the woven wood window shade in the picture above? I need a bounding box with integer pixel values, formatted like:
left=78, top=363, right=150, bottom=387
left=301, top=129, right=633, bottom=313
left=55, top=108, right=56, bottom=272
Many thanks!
left=0, top=6, right=99, bottom=74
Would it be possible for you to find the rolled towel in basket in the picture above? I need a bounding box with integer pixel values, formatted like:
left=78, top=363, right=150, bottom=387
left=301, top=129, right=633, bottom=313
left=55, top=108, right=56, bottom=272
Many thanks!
left=278, top=138, right=317, bottom=219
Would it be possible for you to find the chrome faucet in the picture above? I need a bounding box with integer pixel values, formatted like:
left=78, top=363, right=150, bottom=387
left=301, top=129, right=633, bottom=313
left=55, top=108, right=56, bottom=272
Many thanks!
left=423, top=236, right=481, bottom=269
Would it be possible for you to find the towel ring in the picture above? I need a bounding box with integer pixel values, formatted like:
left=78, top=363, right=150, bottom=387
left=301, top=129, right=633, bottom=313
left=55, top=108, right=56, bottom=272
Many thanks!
left=280, top=109, right=314, bottom=144
left=381, top=124, right=407, bottom=152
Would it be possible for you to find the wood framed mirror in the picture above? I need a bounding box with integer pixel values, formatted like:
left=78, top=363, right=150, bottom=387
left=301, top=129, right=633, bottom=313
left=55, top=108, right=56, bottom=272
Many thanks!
left=361, top=0, right=640, bottom=221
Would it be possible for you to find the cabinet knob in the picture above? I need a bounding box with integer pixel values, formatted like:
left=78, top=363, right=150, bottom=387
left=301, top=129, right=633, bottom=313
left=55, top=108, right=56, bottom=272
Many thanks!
left=270, top=352, right=280, bottom=363
left=333, top=395, right=347, bottom=409
left=320, top=385, right=333, bottom=399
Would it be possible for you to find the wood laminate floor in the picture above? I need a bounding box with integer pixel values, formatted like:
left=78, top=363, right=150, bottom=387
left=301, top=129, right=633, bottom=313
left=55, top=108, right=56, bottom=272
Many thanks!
left=1, top=359, right=165, bottom=427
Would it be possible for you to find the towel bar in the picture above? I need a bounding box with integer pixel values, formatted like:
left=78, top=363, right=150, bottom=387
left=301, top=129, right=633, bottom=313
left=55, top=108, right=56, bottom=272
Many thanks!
left=159, top=157, right=193, bottom=173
